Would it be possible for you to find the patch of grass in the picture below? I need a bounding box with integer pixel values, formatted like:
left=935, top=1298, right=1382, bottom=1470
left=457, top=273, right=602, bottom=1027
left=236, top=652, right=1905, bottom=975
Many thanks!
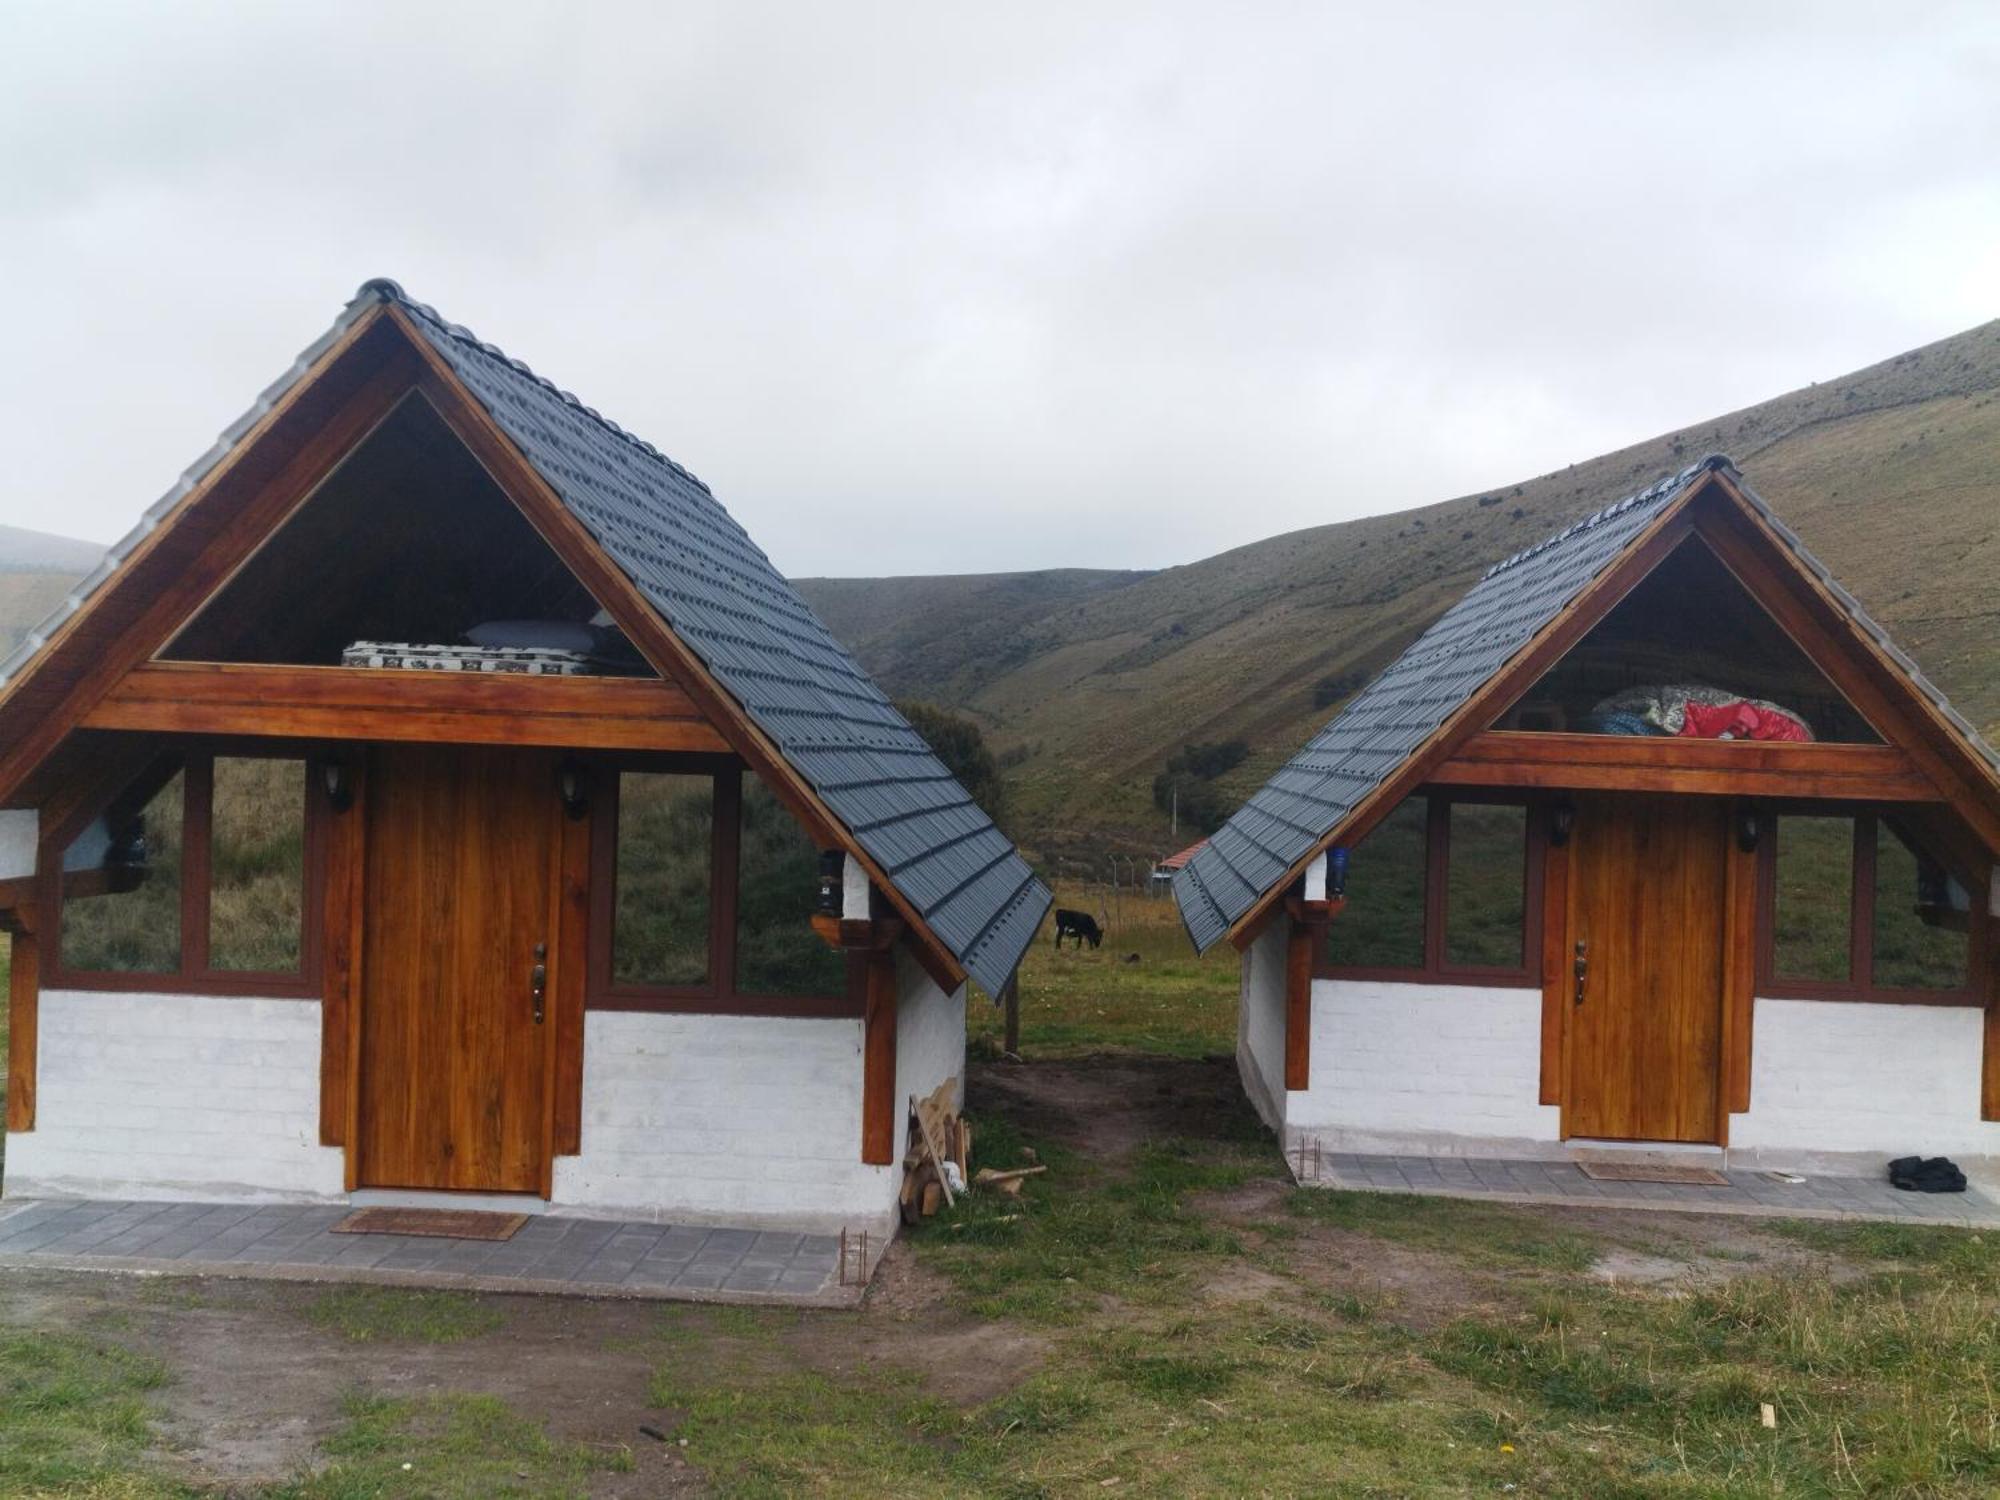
left=648, top=1366, right=968, bottom=1499
left=0, top=1327, right=181, bottom=1497
left=1768, top=1217, right=2000, bottom=1280
left=277, top=1389, right=631, bottom=1499
left=302, top=1286, right=505, bottom=1344
left=915, top=1131, right=1262, bottom=1321
left=1429, top=1264, right=2000, bottom=1495
left=1285, top=1188, right=1605, bottom=1271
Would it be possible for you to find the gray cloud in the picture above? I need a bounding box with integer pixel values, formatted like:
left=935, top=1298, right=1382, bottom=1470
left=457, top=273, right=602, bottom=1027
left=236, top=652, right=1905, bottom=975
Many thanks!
left=2, top=1, right=1994, bottom=577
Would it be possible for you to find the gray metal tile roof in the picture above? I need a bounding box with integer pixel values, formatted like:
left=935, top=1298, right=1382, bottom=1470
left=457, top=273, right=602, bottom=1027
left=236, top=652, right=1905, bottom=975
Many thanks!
left=1, top=280, right=1046, bottom=994
left=1173, top=456, right=2000, bottom=953
left=380, top=284, right=1048, bottom=995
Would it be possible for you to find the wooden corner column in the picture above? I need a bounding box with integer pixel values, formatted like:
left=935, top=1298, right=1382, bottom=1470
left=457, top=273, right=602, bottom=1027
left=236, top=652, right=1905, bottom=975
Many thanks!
left=5, top=907, right=38, bottom=1133
left=1984, top=874, right=2000, bottom=1122
left=1283, top=895, right=1337, bottom=1092
left=815, top=907, right=907, bottom=1165
left=861, top=945, right=899, bottom=1165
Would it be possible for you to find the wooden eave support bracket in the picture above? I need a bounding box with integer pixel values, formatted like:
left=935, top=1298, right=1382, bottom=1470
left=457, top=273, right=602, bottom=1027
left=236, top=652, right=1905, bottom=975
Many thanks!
left=1282, top=895, right=1341, bottom=1092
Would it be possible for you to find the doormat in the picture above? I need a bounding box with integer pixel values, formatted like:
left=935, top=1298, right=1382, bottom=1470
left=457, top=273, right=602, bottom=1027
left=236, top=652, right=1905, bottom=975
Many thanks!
left=332, top=1208, right=530, bottom=1241
left=1577, top=1162, right=1730, bottom=1187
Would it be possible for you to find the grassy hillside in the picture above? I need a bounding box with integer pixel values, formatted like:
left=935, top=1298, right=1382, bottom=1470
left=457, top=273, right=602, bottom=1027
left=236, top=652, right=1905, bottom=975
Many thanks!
left=797, top=567, right=1152, bottom=703
left=803, top=321, right=2000, bottom=857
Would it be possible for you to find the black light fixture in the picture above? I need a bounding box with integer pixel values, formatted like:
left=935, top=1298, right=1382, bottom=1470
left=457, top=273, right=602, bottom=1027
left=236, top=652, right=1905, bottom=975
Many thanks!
left=1736, top=806, right=1762, bottom=854
left=557, top=760, right=591, bottom=821
left=816, top=849, right=844, bottom=915
left=320, top=759, right=354, bottom=814
left=1549, top=802, right=1574, bottom=848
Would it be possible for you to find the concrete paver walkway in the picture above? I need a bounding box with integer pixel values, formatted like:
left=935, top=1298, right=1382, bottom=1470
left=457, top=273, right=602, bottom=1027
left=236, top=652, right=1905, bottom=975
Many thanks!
left=0, top=1199, right=865, bottom=1306
left=1303, top=1150, right=2000, bottom=1227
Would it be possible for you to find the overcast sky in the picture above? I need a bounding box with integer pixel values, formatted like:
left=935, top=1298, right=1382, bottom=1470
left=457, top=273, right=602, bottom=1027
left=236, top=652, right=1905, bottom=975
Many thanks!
left=2, top=3, right=1995, bottom=578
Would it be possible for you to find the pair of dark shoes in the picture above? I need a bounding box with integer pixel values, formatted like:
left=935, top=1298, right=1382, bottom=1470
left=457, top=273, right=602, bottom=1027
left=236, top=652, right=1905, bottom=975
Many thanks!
left=1888, top=1156, right=1966, bottom=1193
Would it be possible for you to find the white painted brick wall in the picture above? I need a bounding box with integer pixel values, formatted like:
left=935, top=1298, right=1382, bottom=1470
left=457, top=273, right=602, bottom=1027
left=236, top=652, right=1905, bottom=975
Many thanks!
left=1291, top=979, right=1561, bottom=1156
left=894, top=948, right=966, bottom=1122
left=1732, top=997, right=2000, bottom=1171
left=1236, top=925, right=1288, bottom=1132
left=555, top=953, right=966, bottom=1232
left=4, top=990, right=344, bottom=1202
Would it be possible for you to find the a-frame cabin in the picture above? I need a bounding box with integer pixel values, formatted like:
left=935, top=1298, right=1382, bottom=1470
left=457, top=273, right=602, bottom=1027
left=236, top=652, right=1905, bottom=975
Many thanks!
left=1176, top=457, right=2000, bottom=1176
left=0, top=280, right=1048, bottom=1238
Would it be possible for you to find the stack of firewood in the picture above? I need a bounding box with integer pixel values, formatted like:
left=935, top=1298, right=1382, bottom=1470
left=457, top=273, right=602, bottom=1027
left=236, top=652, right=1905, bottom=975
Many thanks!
left=900, top=1081, right=969, bottom=1223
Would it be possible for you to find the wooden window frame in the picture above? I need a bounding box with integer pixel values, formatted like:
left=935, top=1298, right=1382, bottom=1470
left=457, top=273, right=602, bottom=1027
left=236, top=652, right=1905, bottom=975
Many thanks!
left=1757, top=805, right=1989, bottom=1007
left=1316, top=791, right=1547, bottom=988
left=44, top=745, right=326, bottom=998
left=586, top=754, right=859, bottom=1019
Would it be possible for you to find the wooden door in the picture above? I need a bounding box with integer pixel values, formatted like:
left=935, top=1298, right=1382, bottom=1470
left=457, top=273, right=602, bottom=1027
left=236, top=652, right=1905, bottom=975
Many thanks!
left=1564, top=795, right=1727, bottom=1143
left=356, top=746, right=560, bottom=1191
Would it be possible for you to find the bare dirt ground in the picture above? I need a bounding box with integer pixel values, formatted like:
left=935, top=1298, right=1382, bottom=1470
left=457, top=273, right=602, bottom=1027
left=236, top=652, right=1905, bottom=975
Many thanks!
left=0, top=1056, right=1891, bottom=1494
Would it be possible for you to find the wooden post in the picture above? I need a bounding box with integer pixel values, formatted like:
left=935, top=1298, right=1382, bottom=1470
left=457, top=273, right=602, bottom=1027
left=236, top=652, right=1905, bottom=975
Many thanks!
left=6, top=917, right=38, bottom=1133
left=1002, top=972, right=1020, bottom=1056
left=318, top=761, right=364, bottom=1148
left=861, top=946, right=899, bottom=1165
left=1284, top=913, right=1313, bottom=1092
left=1720, top=811, right=1760, bottom=1124
left=1537, top=830, right=1569, bottom=1106
left=1984, top=880, right=1999, bottom=1123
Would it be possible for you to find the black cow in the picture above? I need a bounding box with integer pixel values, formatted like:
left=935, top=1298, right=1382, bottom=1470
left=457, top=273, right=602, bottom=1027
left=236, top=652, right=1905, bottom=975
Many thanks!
left=1053, top=908, right=1103, bottom=949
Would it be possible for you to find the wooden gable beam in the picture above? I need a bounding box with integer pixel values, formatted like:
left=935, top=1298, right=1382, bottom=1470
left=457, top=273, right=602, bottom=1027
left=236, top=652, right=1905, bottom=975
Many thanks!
left=0, top=310, right=419, bottom=808
left=1430, top=732, right=1933, bottom=801
left=84, top=661, right=731, bottom=754
left=1690, top=480, right=2000, bottom=856
left=387, top=308, right=968, bottom=992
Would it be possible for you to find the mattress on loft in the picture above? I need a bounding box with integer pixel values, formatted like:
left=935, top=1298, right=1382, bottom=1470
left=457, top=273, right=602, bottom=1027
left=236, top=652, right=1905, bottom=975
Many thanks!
left=341, top=641, right=591, bottom=675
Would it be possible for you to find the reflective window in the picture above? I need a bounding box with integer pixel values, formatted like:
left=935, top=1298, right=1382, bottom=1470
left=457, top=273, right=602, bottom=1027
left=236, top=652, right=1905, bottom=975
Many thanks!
left=736, top=775, right=845, bottom=997
left=209, top=757, right=306, bottom=972
left=1331, top=797, right=1428, bottom=971
left=59, top=769, right=184, bottom=974
left=612, top=771, right=714, bottom=988
left=1770, top=816, right=1853, bottom=984
left=1445, top=803, right=1527, bottom=970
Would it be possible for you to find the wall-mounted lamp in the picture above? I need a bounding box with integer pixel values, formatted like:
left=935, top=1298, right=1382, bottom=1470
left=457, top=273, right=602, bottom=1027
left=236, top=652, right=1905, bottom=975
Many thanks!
left=1549, top=803, right=1574, bottom=848
left=1328, top=845, right=1349, bottom=900
left=320, top=760, right=354, bottom=814
left=557, top=760, right=591, bottom=821
left=815, top=849, right=844, bottom=915
left=1736, top=807, right=1762, bottom=854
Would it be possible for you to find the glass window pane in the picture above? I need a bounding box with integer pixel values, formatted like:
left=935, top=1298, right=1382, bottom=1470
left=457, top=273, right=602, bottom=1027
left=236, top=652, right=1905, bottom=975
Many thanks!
left=736, top=774, right=845, bottom=997
left=1771, top=816, right=1853, bottom=983
left=1871, top=821, right=1969, bottom=991
left=612, top=772, right=714, bottom=987
left=209, top=758, right=306, bottom=972
left=60, top=769, right=184, bottom=973
left=1445, top=803, right=1527, bottom=969
left=1330, top=796, right=1427, bottom=970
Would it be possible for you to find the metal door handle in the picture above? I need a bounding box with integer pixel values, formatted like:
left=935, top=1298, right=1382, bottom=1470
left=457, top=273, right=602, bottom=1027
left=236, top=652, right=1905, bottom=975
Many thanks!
left=531, top=942, right=547, bottom=1025
left=1573, top=940, right=1587, bottom=1007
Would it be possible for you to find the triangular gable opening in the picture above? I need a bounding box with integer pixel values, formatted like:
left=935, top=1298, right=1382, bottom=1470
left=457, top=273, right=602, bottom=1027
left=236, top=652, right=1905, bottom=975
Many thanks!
left=163, top=391, right=656, bottom=676
left=1492, top=532, right=1883, bottom=744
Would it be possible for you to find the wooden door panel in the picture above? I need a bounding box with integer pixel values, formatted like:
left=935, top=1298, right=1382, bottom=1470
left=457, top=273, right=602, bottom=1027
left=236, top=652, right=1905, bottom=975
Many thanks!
left=357, top=746, right=558, bottom=1191
left=1565, top=795, right=1726, bottom=1143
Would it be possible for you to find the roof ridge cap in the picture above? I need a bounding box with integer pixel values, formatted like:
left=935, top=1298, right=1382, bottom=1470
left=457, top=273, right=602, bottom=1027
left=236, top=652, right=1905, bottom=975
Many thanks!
left=1479, top=454, right=1731, bottom=582
left=355, top=278, right=716, bottom=499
